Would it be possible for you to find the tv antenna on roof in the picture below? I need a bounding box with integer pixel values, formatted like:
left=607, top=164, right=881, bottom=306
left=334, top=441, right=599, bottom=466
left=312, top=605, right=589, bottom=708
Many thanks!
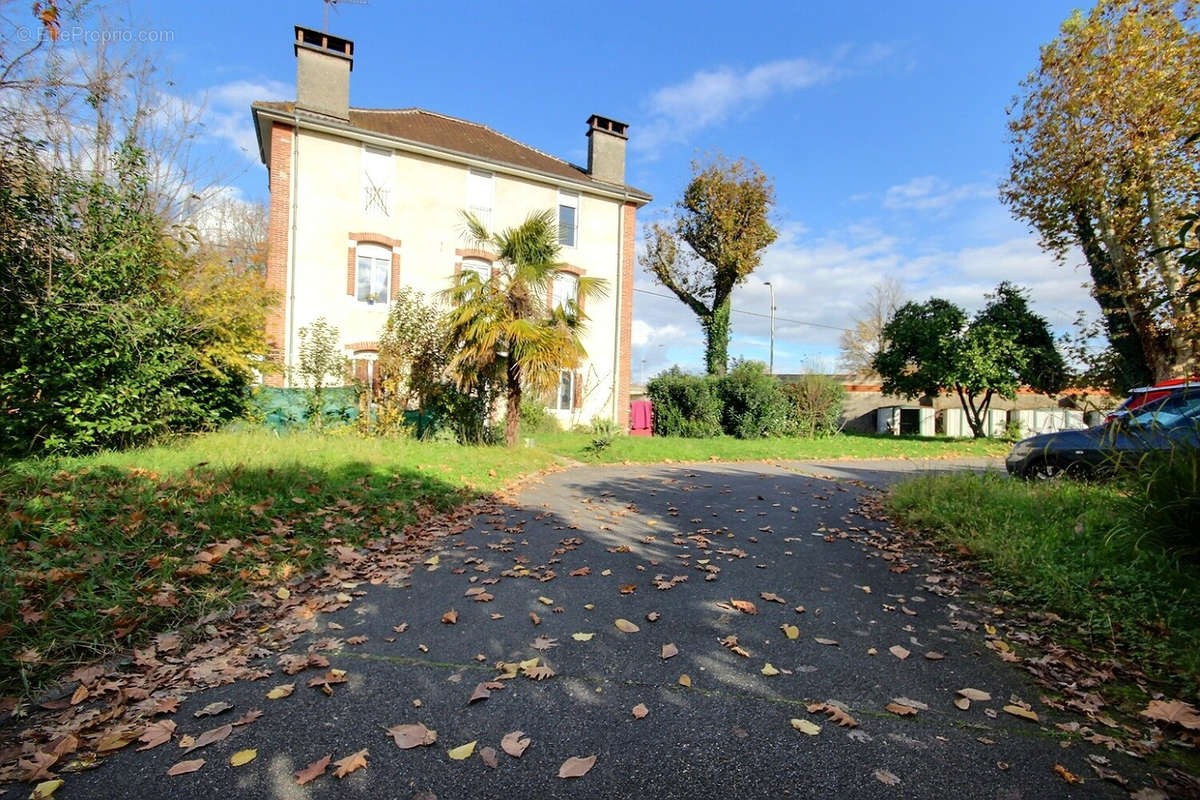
left=322, top=0, right=367, bottom=32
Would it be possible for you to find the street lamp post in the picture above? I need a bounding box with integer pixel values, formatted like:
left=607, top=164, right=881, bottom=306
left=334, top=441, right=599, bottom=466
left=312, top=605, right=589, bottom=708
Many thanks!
left=763, top=281, right=775, bottom=375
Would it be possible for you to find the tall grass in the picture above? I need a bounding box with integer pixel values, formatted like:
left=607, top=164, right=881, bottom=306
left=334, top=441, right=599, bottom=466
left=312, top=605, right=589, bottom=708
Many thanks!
left=890, top=471, right=1200, bottom=689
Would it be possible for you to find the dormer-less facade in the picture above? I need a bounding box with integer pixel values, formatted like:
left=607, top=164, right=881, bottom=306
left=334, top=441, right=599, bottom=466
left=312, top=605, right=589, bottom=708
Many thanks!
left=251, top=26, right=651, bottom=428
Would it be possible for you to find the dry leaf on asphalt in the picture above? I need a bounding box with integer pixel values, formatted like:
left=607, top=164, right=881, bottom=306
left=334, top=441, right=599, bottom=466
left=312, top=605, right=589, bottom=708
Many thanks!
left=614, top=619, right=639, bottom=633
left=447, top=741, right=476, bottom=761
left=557, top=755, right=597, bottom=779
left=441, top=609, right=458, bottom=624
left=572, top=632, right=594, bottom=641
left=761, top=663, right=780, bottom=676
left=230, top=749, right=257, bottom=767
left=30, top=779, right=63, bottom=799
left=958, top=688, right=991, bottom=702
left=885, top=702, right=917, bottom=717
left=781, top=624, right=800, bottom=640
left=924, top=651, right=945, bottom=660
left=532, top=635, right=559, bottom=650
left=874, top=769, right=901, bottom=785
left=646, top=611, right=661, bottom=622
left=1053, top=763, right=1081, bottom=783
left=387, top=723, right=438, bottom=749
left=181, top=723, right=232, bottom=754
left=730, top=599, right=758, bottom=615
left=954, top=697, right=971, bottom=711
left=167, top=759, right=205, bottom=776
left=1003, top=704, right=1039, bottom=722
left=807, top=702, right=857, bottom=728
left=813, top=638, right=839, bottom=647
left=468, top=683, right=491, bottom=704
left=678, top=674, right=692, bottom=688
left=790, top=718, right=820, bottom=736
left=333, top=749, right=368, bottom=778
left=266, top=684, right=295, bottom=700
left=136, top=720, right=176, bottom=751
left=889, top=645, right=910, bottom=660
left=193, top=701, right=233, bottom=718
left=661, top=643, right=678, bottom=659
left=479, top=746, right=499, bottom=769
left=760, top=592, right=786, bottom=604
left=632, top=704, right=649, bottom=719
left=501, top=731, right=531, bottom=758
left=295, top=755, right=331, bottom=785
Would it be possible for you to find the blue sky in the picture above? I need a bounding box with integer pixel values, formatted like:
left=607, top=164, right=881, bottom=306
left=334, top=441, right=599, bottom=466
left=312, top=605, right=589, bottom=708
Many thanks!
left=115, top=0, right=1093, bottom=377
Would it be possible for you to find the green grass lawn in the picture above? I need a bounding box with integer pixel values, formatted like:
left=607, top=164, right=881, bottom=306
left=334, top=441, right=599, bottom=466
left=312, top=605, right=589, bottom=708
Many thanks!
left=890, top=472, right=1200, bottom=692
left=538, top=430, right=1008, bottom=463
left=0, top=430, right=555, bottom=696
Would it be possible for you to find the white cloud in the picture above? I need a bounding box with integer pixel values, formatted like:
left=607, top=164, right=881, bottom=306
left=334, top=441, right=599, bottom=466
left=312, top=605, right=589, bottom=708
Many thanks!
left=199, top=78, right=292, bottom=162
left=634, top=46, right=892, bottom=155
left=631, top=220, right=1095, bottom=375
left=883, top=175, right=993, bottom=212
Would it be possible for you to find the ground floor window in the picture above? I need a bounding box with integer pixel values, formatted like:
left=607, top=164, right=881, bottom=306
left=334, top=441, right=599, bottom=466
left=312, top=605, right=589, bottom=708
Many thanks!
left=351, top=351, right=379, bottom=397
left=553, top=369, right=574, bottom=411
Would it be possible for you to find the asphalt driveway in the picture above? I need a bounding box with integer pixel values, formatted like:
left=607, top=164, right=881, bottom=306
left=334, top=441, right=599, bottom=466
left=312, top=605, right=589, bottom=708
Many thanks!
left=40, top=459, right=1147, bottom=799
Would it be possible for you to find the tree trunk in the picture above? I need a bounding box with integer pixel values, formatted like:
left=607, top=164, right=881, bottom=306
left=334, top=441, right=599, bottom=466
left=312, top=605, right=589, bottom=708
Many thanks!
left=702, top=299, right=731, bottom=377
left=1072, top=205, right=1154, bottom=390
left=504, top=360, right=521, bottom=447
left=955, top=385, right=986, bottom=439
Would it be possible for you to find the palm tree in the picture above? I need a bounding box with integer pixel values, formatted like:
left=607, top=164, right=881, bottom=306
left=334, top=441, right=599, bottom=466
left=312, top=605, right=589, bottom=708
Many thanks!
left=443, top=209, right=608, bottom=446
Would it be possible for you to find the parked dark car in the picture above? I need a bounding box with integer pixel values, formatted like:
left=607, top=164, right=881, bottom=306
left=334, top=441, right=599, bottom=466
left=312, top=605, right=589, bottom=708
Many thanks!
left=1006, top=385, right=1200, bottom=479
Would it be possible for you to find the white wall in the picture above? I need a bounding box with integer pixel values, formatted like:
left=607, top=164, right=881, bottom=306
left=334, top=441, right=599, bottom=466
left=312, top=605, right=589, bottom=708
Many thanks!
left=284, top=128, right=623, bottom=423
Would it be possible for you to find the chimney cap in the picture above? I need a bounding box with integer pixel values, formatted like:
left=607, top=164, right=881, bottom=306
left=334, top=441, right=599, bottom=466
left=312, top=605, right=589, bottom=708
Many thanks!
left=587, top=114, right=629, bottom=139
left=294, top=25, right=354, bottom=70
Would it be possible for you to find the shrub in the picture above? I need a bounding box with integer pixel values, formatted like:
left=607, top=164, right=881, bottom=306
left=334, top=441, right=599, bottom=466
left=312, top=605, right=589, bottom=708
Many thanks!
left=716, top=360, right=789, bottom=439
left=1111, top=443, right=1200, bottom=562
left=294, top=317, right=348, bottom=431
left=647, top=368, right=722, bottom=438
left=519, top=400, right=562, bottom=434
left=782, top=374, right=846, bottom=438
left=584, top=415, right=621, bottom=456
left=0, top=139, right=262, bottom=455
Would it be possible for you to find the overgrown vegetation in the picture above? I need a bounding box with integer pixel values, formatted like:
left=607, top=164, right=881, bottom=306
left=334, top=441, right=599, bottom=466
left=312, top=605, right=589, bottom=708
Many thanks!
left=0, top=430, right=555, bottom=695
left=0, top=139, right=269, bottom=456
left=647, top=364, right=846, bottom=440
left=890, top=471, right=1200, bottom=689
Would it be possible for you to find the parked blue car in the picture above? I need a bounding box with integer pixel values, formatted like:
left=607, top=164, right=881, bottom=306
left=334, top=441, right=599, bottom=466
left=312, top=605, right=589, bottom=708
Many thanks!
left=1005, top=385, right=1200, bottom=479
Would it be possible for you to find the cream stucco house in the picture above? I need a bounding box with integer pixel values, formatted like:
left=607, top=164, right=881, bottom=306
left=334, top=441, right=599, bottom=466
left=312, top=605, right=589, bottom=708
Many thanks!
left=251, top=26, right=651, bottom=428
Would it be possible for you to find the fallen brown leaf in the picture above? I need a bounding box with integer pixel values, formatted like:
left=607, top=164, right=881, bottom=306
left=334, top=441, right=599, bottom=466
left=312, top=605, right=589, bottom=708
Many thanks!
left=632, top=703, right=649, bottom=719
left=661, top=643, right=678, bottom=659
left=167, top=759, right=205, bottom=776
left=558, top=755, right=597, bottom=779
left=387, top=722, right=438, bottom=749
left=333, top=748, right=368, bottom=778
left=137, top=720, right=177, bottom=751
left=501, top=731, right=531, bottom=758
left=441, top=609, right=458, bottom=625
left=295, top=754, right=332, bottom=785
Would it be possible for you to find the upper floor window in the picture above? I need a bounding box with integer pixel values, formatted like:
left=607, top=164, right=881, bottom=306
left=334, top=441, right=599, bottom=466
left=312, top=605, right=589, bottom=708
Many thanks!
left=467, top=169, right=494, bottom=231
left=558, top=191, right=579, bottom=248
left=356, top=242, right=391, bottom=303
left=363, top=146, right=392, bottom=216
left=551, top=271, right=578, bottom=311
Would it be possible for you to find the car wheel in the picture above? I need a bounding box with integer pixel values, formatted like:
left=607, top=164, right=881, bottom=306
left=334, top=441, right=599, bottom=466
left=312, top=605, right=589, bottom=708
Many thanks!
left=1023, top=459, right=1089, bottom=481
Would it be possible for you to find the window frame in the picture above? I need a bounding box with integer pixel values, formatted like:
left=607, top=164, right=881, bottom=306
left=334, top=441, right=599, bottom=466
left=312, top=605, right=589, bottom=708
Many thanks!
left=355, top=241, right=392, bottom=305
left=553, top=369, right=575, bottom=411
left=551, top=271, right=579, bottom=312
left=557, top=190, right=579, bottom=249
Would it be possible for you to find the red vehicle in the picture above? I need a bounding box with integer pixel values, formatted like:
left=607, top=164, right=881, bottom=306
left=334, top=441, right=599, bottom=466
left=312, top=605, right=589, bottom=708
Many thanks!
left=1106, top=378, right=1200, bottom=423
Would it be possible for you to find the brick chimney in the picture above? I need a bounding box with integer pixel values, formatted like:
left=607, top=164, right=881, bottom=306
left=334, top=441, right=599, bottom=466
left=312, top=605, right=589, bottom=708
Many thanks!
left=294, top=25, right=353, bottom=121
left=586, top=114, right=628, bottom=184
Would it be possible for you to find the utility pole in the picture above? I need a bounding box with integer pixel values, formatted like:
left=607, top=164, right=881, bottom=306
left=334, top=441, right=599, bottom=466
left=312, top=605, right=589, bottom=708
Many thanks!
left=763, top=281, right=775, bottom=375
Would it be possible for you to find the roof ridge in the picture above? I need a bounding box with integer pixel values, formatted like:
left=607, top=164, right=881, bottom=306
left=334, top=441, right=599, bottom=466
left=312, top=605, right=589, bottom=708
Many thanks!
left=350, top=106, right=579, bottom=173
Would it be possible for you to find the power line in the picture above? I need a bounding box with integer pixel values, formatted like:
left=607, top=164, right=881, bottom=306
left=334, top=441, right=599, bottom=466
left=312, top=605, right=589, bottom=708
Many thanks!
left=633, top=288, right=852, bottom=333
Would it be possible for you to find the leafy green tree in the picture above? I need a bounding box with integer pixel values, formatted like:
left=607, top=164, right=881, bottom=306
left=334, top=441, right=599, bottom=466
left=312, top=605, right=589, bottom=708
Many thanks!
left=443, top=209, right=607, bottom=447
left=294, top=317, right=347, bottom=430
left=1002, top=0, right=1200, bottom=384
left=641, top=155, right=777, bottom=376
left=0, top=138, right=260, bottom=454
left=872, top=285, right=1065, bottom=438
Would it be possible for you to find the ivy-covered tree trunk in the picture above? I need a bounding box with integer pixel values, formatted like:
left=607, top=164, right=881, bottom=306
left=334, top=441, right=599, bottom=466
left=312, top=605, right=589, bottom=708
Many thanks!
left=1072, top=206, right=1155, bottom=390
left=701, top=300, right=732, bottom=377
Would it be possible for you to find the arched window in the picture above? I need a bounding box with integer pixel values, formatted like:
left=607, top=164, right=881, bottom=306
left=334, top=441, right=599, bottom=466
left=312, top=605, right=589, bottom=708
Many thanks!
left=461, top=257, right=491, bottom=285
left=355, top=242, right=391, bottom=304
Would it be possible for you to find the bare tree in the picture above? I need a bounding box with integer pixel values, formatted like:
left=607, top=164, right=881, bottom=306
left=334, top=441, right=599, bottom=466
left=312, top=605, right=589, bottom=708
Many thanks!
left=1, top=1, right=240, bottom=221
left=838, top=277, right=906, bottom=379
